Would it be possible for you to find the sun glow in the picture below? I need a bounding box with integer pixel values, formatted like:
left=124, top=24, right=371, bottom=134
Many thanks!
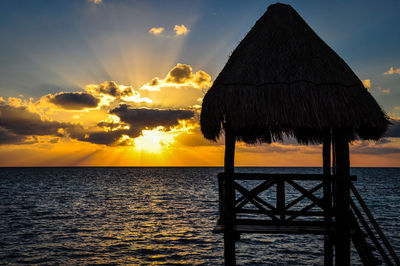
left=134, top=126, right=176, bottom=153
left=133, top=121, right=194, bottom=153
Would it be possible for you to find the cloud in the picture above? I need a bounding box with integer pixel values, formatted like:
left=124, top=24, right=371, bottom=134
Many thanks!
left=237, top=143, right=302, bottom=154
left=79, top=130, right=127, bottom=146
left=86, top=81, right=151, bottom=104
left=86, top=81, right=132, bottom=97
left=90, top=0, right=102, bottom=4
left=194, top=70, right=212, bottom=87
left=361, top=79, right=371, bottom=90
left=149, top=77, right=160, bottom=86
left=174, top=24, right=189, bottom=36
left=137, top=64, right=212, bottom=108
left=0, top=126, right=26, bottom=145
left=163, top=63, right=212, bottom=88
left=0, top=104, right=84, bottom=145
left=97, top=121, right=126, bottom=131
left=352, top=145, right=400, bottom=155
left=166, top=64, right=193, bottom=84
left=385, top=119, right=400, bottom=138
left=149, top=27, right=164, bottom=35
left=110, top=104, right=194, bottom=130
left=80, top=105, right=194, bottom=146
left=47, top=92, right=100, bottom=110
left=384, top=67, right=400, bottom=75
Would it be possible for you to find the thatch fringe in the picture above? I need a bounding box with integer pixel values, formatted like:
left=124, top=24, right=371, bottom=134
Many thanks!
left=201, top=81, right=389, bottom=144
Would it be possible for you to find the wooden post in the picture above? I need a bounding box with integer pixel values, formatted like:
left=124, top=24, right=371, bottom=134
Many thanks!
left=223, top=124, right=236, bottom=265
left=333, top=130, right=350, bottom=266
left=323, top=134, right=333, bottom=266
left=277, top=180, right=285, bottom=221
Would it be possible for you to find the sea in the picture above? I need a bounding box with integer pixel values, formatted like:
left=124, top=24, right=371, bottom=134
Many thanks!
left=0, top=167, right=399, bottom=265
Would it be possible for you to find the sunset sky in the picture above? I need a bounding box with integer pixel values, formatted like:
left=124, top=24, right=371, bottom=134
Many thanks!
left=0, top=0, right=399, bottom=166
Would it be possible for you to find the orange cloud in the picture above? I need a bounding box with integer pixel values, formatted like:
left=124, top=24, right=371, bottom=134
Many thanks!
left=384, top=67, right=400, bottom=75
left=149, top=27, right=164, bottom=35
left=361, top=79, right=371, bottom=90
left=141, top=63, right=212, bottom=92
left=174, top=24, right=189, bottom=36
left=86, top=81, right=152, bottom=106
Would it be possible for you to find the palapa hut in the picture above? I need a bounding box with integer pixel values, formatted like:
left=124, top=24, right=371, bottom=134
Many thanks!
left=200, top=3, right=395, bottom=266
left=201, top=3, right=389, bottom=144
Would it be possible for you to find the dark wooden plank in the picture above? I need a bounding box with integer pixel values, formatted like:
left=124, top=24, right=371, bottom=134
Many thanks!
left=285, top=183, right=323, bottom=210
left=234, top=219, right=331, bottom=226
left=237, top=209, right=325, bottom=217
left=235, top=180, right=276, bottom=209
left=213, top=224, right=336, bottom=235
left=286, top=202, right=318, bottom=222
left=286, top=180, right=330, bottom=211
left=218, top=172, right=356, bottom=181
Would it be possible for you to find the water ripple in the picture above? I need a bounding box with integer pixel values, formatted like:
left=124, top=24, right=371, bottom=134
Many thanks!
left=0, top=167, right=399, bottom=264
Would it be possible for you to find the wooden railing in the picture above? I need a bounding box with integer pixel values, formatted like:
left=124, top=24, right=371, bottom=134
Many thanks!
left=350, top=183, right=400, bottom=265
left=217, top=173, right=357, bottom=225
left=216, top=172, right=400, bottom=264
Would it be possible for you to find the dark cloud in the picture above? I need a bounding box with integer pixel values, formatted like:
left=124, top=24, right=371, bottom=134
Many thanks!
left=352, top=146, right=400, bottom=155
left=110, top=104, right=194, bottom=130
left=87, top=81, right=135, bottom=98
left=149, top=78, right=159, bottom=86
left=0, top=104, right=85, bottom=145
left=48, top=92, right=100, bottom=110
left=97, top=81, right=119, bottom=96
left=237, top=144, right=301, bottom=154
left=79, top=130, right=126, bottom=146
left=77, top=104, right=195, bottom=147
left=97, top=121, right=124, bottom=130
left=166, top=64, right=193, bottom=84
left=0, top=102, right=194, bottom=147
left=376, top=138, right=391, bottom=145
left=194, top=70, right=212, bottom=86
left=163, top=64, right=212, bottom=88
left=0, top=126, right=26, bottom=144
left=385, top=119, right=400, bottom=138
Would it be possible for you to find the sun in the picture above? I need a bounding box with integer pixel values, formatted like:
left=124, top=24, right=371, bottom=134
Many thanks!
left=134, top=126, right=176, bottom=153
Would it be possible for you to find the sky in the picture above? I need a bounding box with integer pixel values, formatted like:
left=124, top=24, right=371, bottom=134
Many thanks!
left=0, top=0, right=399, bottom=166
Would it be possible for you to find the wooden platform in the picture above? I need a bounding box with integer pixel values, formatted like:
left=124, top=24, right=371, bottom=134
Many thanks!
left=213, top=223, right=335, bottom=235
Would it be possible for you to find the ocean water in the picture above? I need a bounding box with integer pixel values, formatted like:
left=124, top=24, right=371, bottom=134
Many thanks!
left=0, top=167, right=399, bottom=265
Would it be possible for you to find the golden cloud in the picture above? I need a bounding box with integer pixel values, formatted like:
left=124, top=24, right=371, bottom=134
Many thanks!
left=149, top=27, right=165, bottom=35
left=174, top=24, right=189, bottom=36
left=166, top=63, right=193, bottom=84
left=361, top=79, right=371, bottom=91
left=384, top=67, right=400, bottom=75
left=86, top=81, right=152, bottom=106
left=141, top=63, right=212, bottom=92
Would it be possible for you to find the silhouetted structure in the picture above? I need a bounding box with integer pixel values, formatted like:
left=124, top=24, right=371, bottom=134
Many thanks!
left=201, top=3, right=398, bottom=265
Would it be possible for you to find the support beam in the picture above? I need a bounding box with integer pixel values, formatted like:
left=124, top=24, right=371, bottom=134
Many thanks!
left=333, top=130, right=350, bottom=266
left=323, top=133, right=333, bottom=266
left=223, top=125, right=236, bottom=265
left=277, top=180, right=285, bottom=221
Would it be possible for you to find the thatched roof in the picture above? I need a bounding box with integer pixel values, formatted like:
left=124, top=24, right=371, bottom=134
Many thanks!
left=201, top=3, right=389, bottom=144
